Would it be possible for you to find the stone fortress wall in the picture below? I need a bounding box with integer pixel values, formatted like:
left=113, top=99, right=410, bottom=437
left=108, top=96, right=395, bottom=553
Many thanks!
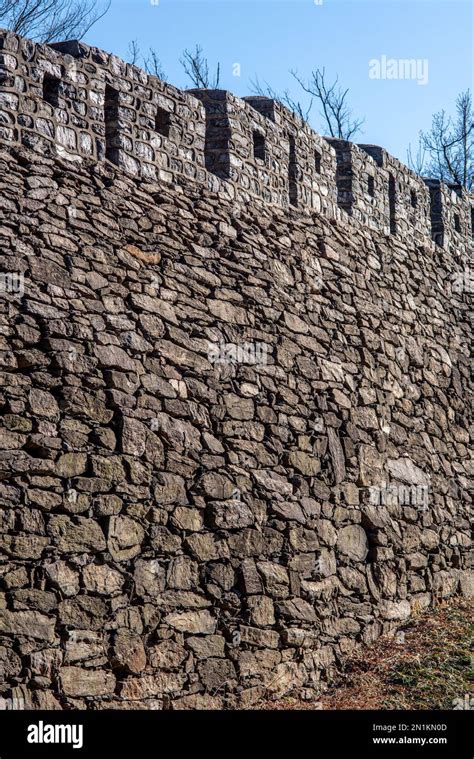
left=0, top=29, right=473, bottom=255
left=0, top=30, right=472, bottom=710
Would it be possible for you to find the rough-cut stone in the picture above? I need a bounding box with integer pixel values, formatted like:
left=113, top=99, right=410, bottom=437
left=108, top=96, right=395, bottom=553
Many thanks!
left=288, top=451, right=321, bottom=476
left=82, top=563, right=124, bottom=595
left=149, top=641, right=187, bottom=669
left=247, top=595, right=276, bottom=627
left=107, top=516, right=145, bottom=561
left=207, top=500, right=254, bottom=529
left=44, top=561, right=79, bottom=597
left=47, top=516, right=106, bottom=554
left=164, top=610, right=216, bottom=634
left=459, top=571, right=474, bottom=599
left=197, top=658, right=237, bottom=690
left=337, top=525, right=369, bottom=562
left=134, top=559, right=166, bottom=597
left=387, top=457, right=430, bottom=486
left=186, top=635, right=226, bottom=659
left=379, top=600, right=411, bottom=621
left=58, top=597, right=107, bottom=631
left=112, top=629, right=147, bottom=675
left=0, top=646, right=22, bottom=679
left=119, top=673, right=186, bottom=699
left=59, top=666, right=116, bottom=697
left=0, top=610, right=55, bottom=641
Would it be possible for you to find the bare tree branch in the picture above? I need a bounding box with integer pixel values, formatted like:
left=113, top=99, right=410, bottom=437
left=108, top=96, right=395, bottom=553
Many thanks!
left=250, top=75, right=312, bottom=124
left=417, top=91, right=473, bottom=189
left=128, top=39, right=140, bottom=66
left=291, top=67, right=364, bottom=139
left=144, top=48, right=165, bottom=80
left=126, top=41, right=166, bottom=80
left=407, top=139, right=428, bottom=175
left=0, top=0, right=110, bottom=43
left=180, top=44, right=220, bottom=89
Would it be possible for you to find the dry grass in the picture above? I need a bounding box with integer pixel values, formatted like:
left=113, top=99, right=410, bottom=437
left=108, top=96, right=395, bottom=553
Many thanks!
left=263, top=598, right=473, bottom=710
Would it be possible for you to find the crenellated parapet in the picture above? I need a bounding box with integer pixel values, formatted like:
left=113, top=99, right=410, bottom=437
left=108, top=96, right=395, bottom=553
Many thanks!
left=424, top=180, right=473, bottom=256
left=325, top=139, right=389, bottom=234
left=0, top=31, right=208, bottom=186
left=243, top=96, right=339, bottom=217
left=0, top=28, right=472, bottom=253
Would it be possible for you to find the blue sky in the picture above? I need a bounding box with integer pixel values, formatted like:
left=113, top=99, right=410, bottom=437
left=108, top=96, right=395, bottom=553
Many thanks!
left=86, top=0, right=473, bottom=164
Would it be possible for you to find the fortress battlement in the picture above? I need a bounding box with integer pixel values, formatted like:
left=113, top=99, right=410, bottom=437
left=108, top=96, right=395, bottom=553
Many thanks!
left=0, top=29, right=472, bottom=254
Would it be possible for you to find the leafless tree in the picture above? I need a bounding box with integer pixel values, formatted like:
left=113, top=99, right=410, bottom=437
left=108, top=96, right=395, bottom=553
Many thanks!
left=144, top=48, right=165, bottom=80
left=409, top=90, right=473, bottom=190
left=407, top=140, right=428, bottom=176
left=250, top=76, right=312, bottom=124
left=127, top=39, right=140, bottom=66
left=180, top=44, right=220, bottom=89
left=291, top=67, right=364, bottom=139
left=0, top=0, right=110, bottom=43
left=127, top=40, right=166, bottom=79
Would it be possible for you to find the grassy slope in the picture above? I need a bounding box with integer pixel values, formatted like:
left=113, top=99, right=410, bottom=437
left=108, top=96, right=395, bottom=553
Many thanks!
left=263, top=599, right=473, bottom=710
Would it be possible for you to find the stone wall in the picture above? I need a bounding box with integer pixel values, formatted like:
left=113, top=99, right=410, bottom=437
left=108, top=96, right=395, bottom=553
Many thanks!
left=0, top=29, right=472, bottom=711
left=0, top=140, right=471, bottom=710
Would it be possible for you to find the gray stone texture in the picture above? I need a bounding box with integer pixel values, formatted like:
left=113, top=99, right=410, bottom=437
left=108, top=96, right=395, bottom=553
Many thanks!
left=0, top=29, right=471, bottom=710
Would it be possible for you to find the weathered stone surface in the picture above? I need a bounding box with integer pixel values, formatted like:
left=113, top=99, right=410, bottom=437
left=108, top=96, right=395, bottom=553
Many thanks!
left=56, top=453, right=87, bottom=478
left=107, top=516, right=144, bottom=561
left=94, top=345, right=138, bottom=372
left=197, top=658, right=237, bottom=690
left=0, top=535, right=49, bottom=559
left=327, top=428, right=346, bottom=484
left=120, top=418, right=148, bottom=457
left=112, top=629, right=147, bottom=675
left=47, top=516, right=106, bottom=554
left=149, top=641, right=187, bottom=669
left=0, top=646, right=22, bottom=680
left=59, top=666, right=116, bottom=697
left=247, top=595, right=275, bottom=627
left=134, top=559, right=166, bottom=597
left=167, top=556, right=198, bottom=590
left=207, top=500, right=254, bottom=529
left=459, top=571, right=474, bottom=599
left=263, top=662, right=306, bottom=698
left=119, top=673, right=186, bottom=699
left=82, top=563, right=124, bottom=595
left=337, top=525, right=369, bottom=562
left=387, top=457, right=430, bottom=486
left=379, top=600, right=411, bottom=620
left=186, top=635, right=226, bottom=659
left=170, top=507, right=203, bottom=532
left=288, top=451, right=321, bottom=476
left=277, top=598, right=318, bottom=622
left=0, top=47, right=470, bottom=708
left=44, top=561, right=79, bottom=597
left=239, top=626, right=280, bottom=648
left=29, top=389, right=59, bottom=419
left=164, top=610, right=216, bottom=634
left=0, top=610, right=55, bottom=641
left=58, top=597, right=107, bottom=631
